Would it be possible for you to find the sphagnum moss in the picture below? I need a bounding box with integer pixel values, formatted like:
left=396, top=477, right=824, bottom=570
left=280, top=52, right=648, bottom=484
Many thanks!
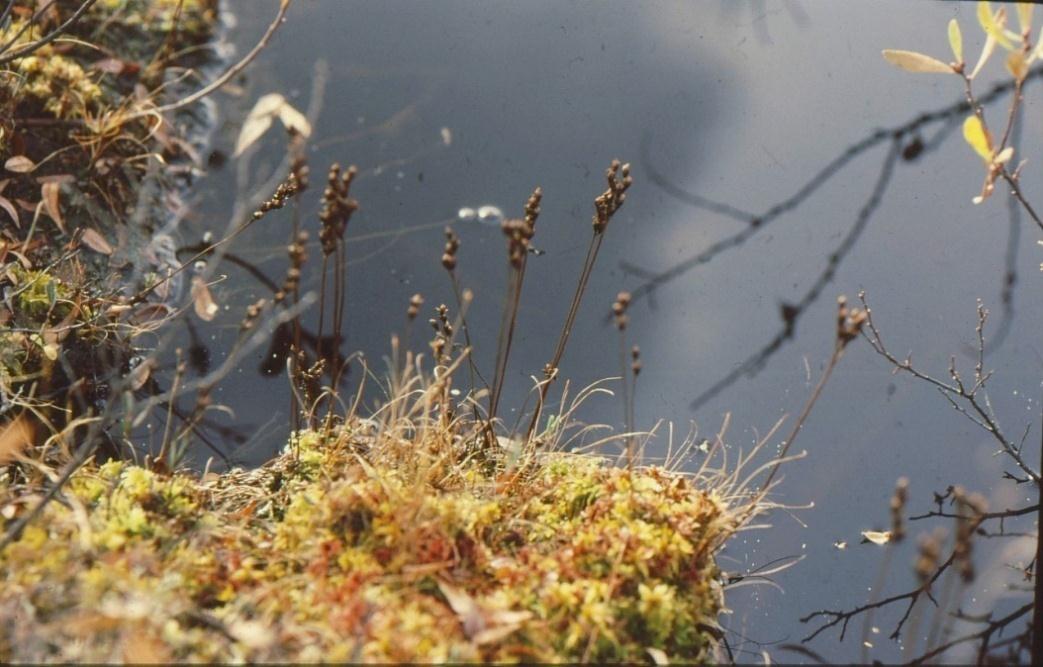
left=0, top=402, right=749, bottom=663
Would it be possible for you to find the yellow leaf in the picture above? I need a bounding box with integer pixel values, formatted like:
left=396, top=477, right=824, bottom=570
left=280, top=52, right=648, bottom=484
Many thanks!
left=881, top=49, right=953, bottom=74
left=860, top=530, right=893, bottom=546
left=978, top=2, right=1014, bottom=51
left=948, top=19, right=963, bottom=63
left=963, top=115, right=993, bottom=162
left=1017, top=4, right=1034, bottom=34
left=1007, top=50, right=1028, bottom=82
left=969, top=33, right=997, bottom=79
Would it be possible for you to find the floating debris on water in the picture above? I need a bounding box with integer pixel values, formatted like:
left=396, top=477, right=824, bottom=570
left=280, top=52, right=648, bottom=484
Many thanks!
left=457, top=204, right=504, bottom=226
left=860, top=530, right=892, bottom=546
left=477, top=205, right=503, bottom=224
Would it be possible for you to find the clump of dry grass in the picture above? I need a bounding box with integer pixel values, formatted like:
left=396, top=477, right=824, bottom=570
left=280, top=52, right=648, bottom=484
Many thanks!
left=0, top=347, right=769, bottom=663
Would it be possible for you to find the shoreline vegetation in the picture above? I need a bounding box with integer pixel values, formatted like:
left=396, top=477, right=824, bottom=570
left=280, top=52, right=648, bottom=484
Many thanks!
left=0, top=2, right=780, bottom=662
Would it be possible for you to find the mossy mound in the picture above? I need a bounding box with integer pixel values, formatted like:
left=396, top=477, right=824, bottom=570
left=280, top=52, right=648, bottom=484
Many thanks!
left=0, top=423, right=737, bottom=663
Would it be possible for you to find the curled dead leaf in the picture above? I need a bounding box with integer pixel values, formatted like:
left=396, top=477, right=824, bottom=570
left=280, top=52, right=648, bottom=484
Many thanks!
left=4, top=155, right=34, bottom=173
left=191, top=276, right=220, bottom=321
left=127, top=357, right=154, bottom=391
left=860, top=530, right=893, bottom=546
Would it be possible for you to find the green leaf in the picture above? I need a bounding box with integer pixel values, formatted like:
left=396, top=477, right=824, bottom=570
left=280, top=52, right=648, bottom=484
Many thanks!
left=948, top=19, right=963, bottom=63
left=962, top=115, right=993, bottom=163
left=881, top=49, right=953, bottom=74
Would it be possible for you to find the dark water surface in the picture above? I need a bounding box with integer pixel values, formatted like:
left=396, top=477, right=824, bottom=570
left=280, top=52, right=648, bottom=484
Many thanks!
left=174, top=1, right=1043, bottom=662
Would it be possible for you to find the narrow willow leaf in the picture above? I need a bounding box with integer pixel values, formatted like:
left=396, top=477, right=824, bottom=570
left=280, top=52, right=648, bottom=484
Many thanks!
left=41, top=182, right=64, bottom=232
left=234, top=93, right=285, bottom=156
left=0, top=195, right=19, bottom=228
left=860, top=530, right=893, bottom=546
left=969, top=33, right=997, bottom=79
left=948, top=18, right=963, bottom=63
left=80, top=227, right=114, bottom=255
left=1006, top=51, right=1028, bottom=82
left=234, top=114, right=273, bottom=157
left=881, top=49, right=953, bottom=73
left=1032, top=27, right=1043, bottom=63
left=962, top=115, right=993, bottom=162
left=994, top=146, right=1014, bottom=164
left=977, top=2, right=1014, bottom=51
left=1017, top=4, right=1034, bottom=34
left=276, top=102, right=312, bottom=137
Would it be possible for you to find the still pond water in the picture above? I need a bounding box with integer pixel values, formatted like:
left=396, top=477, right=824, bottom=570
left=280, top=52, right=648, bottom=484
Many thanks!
left=171, top=1, right=1043, bottom=662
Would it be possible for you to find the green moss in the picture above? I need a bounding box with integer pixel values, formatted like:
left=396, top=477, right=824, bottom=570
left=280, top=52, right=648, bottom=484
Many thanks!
left=0, top=426, right=738, bottom=663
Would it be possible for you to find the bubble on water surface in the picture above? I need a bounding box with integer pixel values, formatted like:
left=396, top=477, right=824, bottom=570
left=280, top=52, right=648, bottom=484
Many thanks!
left=477, top=205, right=503, bottom=224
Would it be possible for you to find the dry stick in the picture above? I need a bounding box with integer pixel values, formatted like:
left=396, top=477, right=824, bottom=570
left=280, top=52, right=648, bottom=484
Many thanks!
left=525, top=233, right=603, bottom=441
left=0, top=1, right=16, bottom=34
left=123, top=0, right=293, bottom=121
left=689, top=140, right=900, bottom=412
left=487, top=257, right=525, bottom=429
left=1036, top=371, right=1043, bottom=664
left=526, top=162, right=629, bottom=441
left=155, top=352, right=185, bottom=466
left=333, top=243, right=347, bottom=387
left=618, top=327, right=631, bottom=464
left=629, top=66, right=1043, bottom=314
left=759, top=337, right=841, bottom=495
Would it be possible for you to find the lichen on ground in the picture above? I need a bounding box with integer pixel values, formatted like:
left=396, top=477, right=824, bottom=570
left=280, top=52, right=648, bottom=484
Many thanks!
left=0, top=416, right=741, bottom=663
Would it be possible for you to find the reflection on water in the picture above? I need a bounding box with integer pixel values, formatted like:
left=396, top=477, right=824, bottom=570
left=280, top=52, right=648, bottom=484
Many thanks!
left=157, top=1, right=1043, bottom=662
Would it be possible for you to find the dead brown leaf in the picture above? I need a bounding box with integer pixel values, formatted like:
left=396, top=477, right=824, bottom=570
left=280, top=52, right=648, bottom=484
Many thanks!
left=191, top=276, right=219, bottom=321
left=0, top=414, right=35, bottom=465
left=4, top=155, right=34, bottom=173
left=0, top=195, right=19, bottom=228
left=80, top=227, right=114, bottom=255
left=128, top=358, right=153, bottom=391
left=41, top=182, right=64, bottom=232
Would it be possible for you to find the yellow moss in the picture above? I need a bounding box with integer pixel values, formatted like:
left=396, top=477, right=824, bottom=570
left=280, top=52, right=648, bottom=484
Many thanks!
left=0, top=421, right=745, bottom=663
